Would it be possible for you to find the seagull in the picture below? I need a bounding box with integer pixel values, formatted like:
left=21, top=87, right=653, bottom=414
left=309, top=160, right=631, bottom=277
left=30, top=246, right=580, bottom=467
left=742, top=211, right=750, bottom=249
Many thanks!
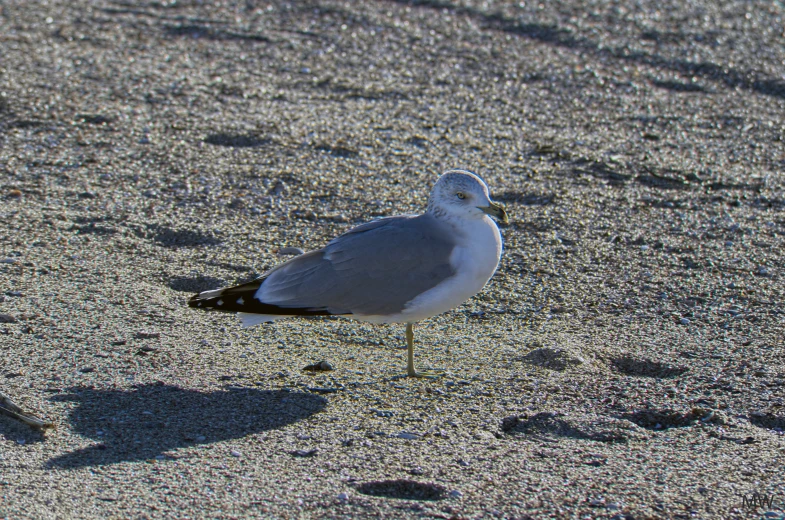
left=188, top=170, right=509, bottom=377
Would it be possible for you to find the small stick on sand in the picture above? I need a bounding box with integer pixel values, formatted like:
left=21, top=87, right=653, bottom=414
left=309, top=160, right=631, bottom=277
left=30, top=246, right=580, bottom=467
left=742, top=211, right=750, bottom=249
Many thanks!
left=0, top=391, right=55, bottom=430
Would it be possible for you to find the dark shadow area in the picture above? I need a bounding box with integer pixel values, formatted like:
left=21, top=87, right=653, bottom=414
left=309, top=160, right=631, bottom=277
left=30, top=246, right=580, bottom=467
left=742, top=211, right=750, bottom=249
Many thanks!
left=130, top=223, right=222, bottom=248
left=528, top=144, right=633, bottom=185
left=97, top=1, right=323, bottom=45
left=520, top=347, right=583, bottom=372
left=152, top=226, right=222, bottom=248
left=635, top=170, right=693, bottom=190
left=640, top=29, right=688, bottom=44
left=69, top=223, right=118, bottom=236
left=99, top=5, right=271, bottom=42
left=390, top=0, right=785, bottom=99
left=75, top=114, right=114, bottom=125
left=314, top=143, right=359, bottom=158
left=168, top=275, right=226, bottom=293
left=752, top=196, right=785, bottom=209
left=619, top=408, right=710, bottom=430
left=355, top=479, right=447, bottom=501
left=46, top=383, right=327, bottom=468
left=573, top=159, right=632, bottom=184
left=162, top=23, right=271, bottom=42
left=72, top=215, right=113, bottom=224
left=495, top=191, right=554, bottom=206
left=642, top=197, right=685, bottom=209
left=748, top=412, right=785, bottom=430
left=610, top=355, right=688, bottom=378
left=405, top=136, right=428, bottom=148
left=705, top=180, right=765, bottom=192
left=9, top=119, right=47, bottom=129
left=501, top=412, right=638, bottom=443
left=651, top=79, right=708, bottom=93
left=204, top=133, right=272, bottom=148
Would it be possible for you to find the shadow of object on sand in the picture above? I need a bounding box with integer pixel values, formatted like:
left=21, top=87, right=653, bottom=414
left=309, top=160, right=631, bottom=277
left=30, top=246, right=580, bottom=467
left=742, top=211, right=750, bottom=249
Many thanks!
left=46, top=383, right=326, bottom=468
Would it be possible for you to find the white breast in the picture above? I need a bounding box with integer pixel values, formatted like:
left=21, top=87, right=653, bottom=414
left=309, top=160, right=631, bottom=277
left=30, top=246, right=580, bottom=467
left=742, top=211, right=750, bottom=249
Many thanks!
left=362, top=215, right=502, bottom=324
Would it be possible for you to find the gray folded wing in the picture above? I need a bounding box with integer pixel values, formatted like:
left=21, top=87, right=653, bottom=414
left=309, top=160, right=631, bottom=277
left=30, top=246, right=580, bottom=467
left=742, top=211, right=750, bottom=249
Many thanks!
left=256, top=214, right=457, bottom=316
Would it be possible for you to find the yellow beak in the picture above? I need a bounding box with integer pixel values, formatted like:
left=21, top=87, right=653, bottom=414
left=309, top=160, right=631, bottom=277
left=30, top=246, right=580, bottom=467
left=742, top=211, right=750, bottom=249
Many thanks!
left=479, top=202, right=509, bottom=225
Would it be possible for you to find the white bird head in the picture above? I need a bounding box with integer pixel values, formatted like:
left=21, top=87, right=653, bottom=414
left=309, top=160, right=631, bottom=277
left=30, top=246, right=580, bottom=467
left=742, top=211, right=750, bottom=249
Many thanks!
left=427, top=170, right=509, bottom=224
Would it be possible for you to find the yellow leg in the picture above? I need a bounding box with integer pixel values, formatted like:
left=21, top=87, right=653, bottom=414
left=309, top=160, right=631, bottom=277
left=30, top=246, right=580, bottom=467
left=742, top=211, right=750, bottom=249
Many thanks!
left=406, top=323, right=444, bottom=378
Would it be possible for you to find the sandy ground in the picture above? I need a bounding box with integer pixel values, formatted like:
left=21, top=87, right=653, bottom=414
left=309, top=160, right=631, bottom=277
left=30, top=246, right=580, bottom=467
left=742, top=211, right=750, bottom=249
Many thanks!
left=1, top=0, right=785, bottom=518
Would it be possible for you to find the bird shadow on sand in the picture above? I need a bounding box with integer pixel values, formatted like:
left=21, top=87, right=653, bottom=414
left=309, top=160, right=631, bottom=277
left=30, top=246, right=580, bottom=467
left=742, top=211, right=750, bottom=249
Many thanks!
left=46, top=383, right=326, bottom=469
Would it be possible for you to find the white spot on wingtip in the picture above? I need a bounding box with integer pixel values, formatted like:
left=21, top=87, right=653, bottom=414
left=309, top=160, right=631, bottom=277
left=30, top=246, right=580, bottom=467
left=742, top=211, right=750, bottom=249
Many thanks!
left=197, top=302, right=202, bottom=307
left=216, top=299, right=223, bottom=306
left=237, top=297, right=244, bottom=305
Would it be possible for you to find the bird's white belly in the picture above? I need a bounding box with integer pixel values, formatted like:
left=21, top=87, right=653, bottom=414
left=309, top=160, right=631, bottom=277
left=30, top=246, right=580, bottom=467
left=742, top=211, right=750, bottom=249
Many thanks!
left=359, top=216, right=502, bottom=324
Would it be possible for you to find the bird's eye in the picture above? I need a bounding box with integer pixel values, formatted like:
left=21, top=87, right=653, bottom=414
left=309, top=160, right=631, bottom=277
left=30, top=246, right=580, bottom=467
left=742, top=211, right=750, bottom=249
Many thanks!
left=456, top=192, right=466, bottom=200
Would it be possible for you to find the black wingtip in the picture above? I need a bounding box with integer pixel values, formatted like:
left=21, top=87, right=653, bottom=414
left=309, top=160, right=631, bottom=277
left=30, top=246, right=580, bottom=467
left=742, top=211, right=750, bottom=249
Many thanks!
left=187, top=282, right=340, bottom=317
left=188, top=278, right=263, bottom=312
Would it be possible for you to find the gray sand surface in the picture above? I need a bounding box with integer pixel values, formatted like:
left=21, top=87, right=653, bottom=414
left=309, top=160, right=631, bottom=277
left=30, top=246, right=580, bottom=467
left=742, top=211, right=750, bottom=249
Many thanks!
left=1, top=0, right=784, bottom=518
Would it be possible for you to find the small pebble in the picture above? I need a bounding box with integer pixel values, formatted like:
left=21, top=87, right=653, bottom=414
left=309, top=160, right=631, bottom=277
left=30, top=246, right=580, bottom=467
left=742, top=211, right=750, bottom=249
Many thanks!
left=230, top=450, right=241, bottom=457
left=396, top=432, right=420, bottom=440
left=337, top=492, right=349, bottom=501
left=0, top=258, right=17, bottom=264
left=303, top=360, right=333, bottom=371
left=268, top=180, right=288, bottom=196
left=449, top=490, right=463, bottom=499
left=290, top=449, right=318, bottom=457
left=0, top=314, right=17, bottom=323
left=5, top=291, right=23, bottom=297
left=135, top=331, right=161, bottom=339
left=7, top=189, right=22, bottom=198
left=307, top=387, right=339, bottom=394
left=680, top=318, right=690, bottom=325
